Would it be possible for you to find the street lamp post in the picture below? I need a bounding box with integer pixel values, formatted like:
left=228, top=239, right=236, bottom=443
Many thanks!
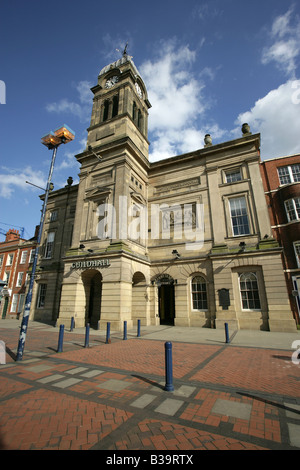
left=16, top=125, right=75, bottom=361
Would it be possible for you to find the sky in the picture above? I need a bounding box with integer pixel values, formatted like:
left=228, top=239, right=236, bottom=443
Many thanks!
left=0, top=0, right=300, bottom=241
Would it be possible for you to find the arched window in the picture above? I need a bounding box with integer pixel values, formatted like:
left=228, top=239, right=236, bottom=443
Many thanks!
left=191, top=276, right=207, bottom=310
left=132, top=101, right=137, bottom=121
left=137, top=109, right=142, bottom=130
left=239, top=272, right=261, bottom=310
left=103, top=100, right=109, bottom=121
left=112, top=94, right=119, bottom=118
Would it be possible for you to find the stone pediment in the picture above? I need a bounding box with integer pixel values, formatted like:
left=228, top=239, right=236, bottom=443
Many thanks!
left=85, top=185, right=112, bottom=200
left=130, top=191, right=146, bottom=205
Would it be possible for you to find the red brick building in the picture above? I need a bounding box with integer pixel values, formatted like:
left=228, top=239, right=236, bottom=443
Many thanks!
left=0, top=228, right=38, bottom=319
left=260, top=154, right=300, bottom=326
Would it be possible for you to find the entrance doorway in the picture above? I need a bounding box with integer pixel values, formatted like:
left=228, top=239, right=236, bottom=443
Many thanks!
left=82, top=270, right=102, bottom=328
left=157, top=275, right=175, bottom=325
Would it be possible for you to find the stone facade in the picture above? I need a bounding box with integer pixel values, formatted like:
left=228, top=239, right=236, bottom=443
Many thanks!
left=30, top=54, right=296, bottom=332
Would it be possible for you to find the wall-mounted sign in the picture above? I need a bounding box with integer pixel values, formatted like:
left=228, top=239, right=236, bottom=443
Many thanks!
left=71, top=259, right=110, bottom=269
left=218, top=288, right=230, bottom=310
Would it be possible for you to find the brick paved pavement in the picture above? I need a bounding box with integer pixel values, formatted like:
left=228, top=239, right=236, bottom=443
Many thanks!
left=0, top=321, right=300, bottom=456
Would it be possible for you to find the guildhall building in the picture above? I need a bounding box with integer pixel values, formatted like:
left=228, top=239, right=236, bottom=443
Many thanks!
left=30, top=53, right=296, bottom=332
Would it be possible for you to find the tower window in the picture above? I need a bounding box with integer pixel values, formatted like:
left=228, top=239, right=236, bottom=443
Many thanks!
left=138, top=110, right=142, bottom=130
left=132, top=102, right=137, bottom=121
left=103, top=100, right=109, bottom=121
left=112, top=94, right=119, bottom=118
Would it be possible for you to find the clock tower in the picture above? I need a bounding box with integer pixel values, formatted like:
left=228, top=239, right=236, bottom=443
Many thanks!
left=70, top=51, right=152, bottom=252
left=86, top=51, right=151, bottom=161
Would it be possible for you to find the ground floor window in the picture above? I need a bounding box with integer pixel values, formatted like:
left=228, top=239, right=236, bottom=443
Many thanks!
left=37, top=284, right=47, bottom=308
left=239, top=272, right=261, bottom=310
left=11, top=294, right=19, bottom=313
left=191, top=276, right=208, bottom=310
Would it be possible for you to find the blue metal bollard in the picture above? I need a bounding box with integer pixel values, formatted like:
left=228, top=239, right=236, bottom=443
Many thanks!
left=137, top=319, right=141, bottom=337
left=225, top=322, right=230, bottom=343
left=106, top=322, right=111, bottom=344
left=84, top=323, right=90, bottom=348
left=57, top=325, right=64, bottom=352
left=123, top=321, right=127, bottom=340
left=70, top=317, right=75, bottom=332
left=164, top=342, right=174, bottom=391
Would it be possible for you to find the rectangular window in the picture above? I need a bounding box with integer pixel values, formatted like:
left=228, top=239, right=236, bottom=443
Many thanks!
left=4, top=271, right=10, bottom=284
left=239, top=272, right=261, bottom=310
left=0, top=255, right=3, bottom=268
left=29, top=249, right=35, bottom=263
left=229, top=196, right=250, bottom=236
left=284, top=198, right=300, bottom=221
left=294, top=242, right=300, bottom=268
left=191, top=276, right=208, bottom=310
left=225, top=168, right=242, bottom=183
left=44, top=232, right=55, bottom=259
left=16, top=272, right=24, bottom=287
left=50, top=210, right=58, bottom=222
left=18, top=294, right=25, bottom=313
left=278, top=165, right=300, bottom=185
left=6, top=254, right=13, bottom=265
left=37, top=284, right=47, bottom=308
left=11, top=294, right=19, bottom=313
left=20, top=251, right=27, bottom=264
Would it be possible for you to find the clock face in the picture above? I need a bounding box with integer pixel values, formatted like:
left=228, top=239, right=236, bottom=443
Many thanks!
left=105, top=75, right=119, bottom=89
left=135, top=82, right=142, bottom=98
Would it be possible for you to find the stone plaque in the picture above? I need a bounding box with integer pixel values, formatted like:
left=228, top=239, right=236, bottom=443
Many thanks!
left=218, top=288, right=230, bottom=310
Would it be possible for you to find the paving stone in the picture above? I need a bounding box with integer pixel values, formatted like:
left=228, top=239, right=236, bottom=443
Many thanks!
left=212, top=399, right=252, bottom=420
left=174, top=385, right=196, bottom=397
left=25, top=364, right=55, bottom=373
left=155, top=398, right=184, bottom=416
left=80, top=369, right=105, bottom=378
left=65, top=367, right=88, bottom=375
left=130, top=394, right=157, bottom=408
left=52, top=378, right=82, bottom=388
left=37, top=374, right=65, bottom=384
left=97, top=379, right=132, bottom=392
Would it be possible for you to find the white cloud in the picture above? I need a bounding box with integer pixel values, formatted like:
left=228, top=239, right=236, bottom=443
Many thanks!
left=235, top=80, right=300, bottom=158
left=140, top=40, right=220, bottom=161
left=233, top=8, right=300, bottom=159
left=261, top=6, right=300, bottom=77
left=0, top=166, right=46, bottom=199
left=46, top=80, right=92, bottom=122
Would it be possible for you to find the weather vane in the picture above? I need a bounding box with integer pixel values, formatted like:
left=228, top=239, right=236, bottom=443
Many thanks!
left=116, top=42, right=131, bottom=59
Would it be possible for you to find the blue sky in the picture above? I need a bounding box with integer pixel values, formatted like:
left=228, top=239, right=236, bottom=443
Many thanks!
left=1, top=0, right=300, bottom=240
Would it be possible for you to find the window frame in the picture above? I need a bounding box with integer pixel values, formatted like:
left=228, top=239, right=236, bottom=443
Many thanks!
left=229, top=195, right=251, bottom=237
left=278, top=164, right=300, bottom=185
left=20, top=250, right=27, bottom=264
left=44, top=232, right=55, bottom=259
left=37, top=283, right=47, bottom=308
left=11, top=294, right=19, bottom=313
left=6, top=253, right=13, bottom=265
left=16, top=272, right=24, bottom=287
left=191, top=275, right=208, bottom=311
left=225, top=168, right=242, bottom=184
left=284, top=197, right=300, bottom=222
left=239, top=272, right=261, bottom=311
left=293, top=241, right=300, bottom=268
